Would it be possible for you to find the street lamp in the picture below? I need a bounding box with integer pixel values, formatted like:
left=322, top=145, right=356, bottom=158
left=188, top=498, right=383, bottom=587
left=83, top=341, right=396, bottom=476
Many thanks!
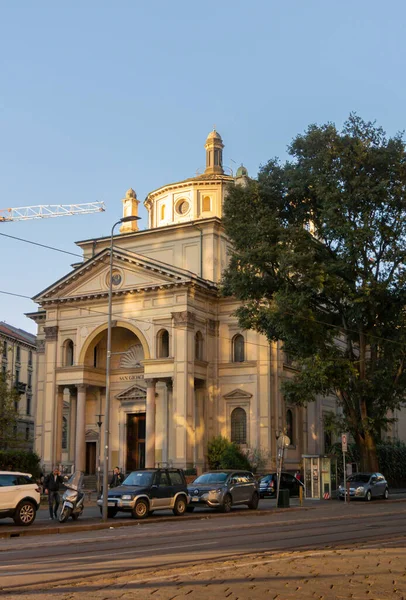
left=102, top=215, right=140, bottom=522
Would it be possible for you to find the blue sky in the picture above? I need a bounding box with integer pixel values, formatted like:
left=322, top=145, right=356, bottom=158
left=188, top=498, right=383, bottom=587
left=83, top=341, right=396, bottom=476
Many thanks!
left=1, top=0, right=405, bottom=333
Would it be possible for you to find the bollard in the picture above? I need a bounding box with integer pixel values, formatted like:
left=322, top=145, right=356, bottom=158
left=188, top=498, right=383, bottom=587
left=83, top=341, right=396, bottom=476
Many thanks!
left=299, top=485, right=303, bottom=506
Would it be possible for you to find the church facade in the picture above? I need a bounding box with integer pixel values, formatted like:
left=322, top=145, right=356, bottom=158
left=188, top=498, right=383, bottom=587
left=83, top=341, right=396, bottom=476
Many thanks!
left=29, top=131, right=338, bottom=475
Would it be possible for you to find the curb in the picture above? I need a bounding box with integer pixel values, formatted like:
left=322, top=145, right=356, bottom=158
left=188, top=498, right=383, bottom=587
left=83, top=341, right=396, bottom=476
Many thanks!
left=0, top=506, right=312, bottom=540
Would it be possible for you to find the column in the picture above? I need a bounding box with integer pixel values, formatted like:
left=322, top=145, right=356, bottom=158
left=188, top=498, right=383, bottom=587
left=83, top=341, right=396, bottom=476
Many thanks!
left=68, top=388, right=77, bottom=464
left=145, top=378, right=156, bottom=468
left=54, top=386, right=64, bottom=465
left=75, top=384, right=87, bottom=472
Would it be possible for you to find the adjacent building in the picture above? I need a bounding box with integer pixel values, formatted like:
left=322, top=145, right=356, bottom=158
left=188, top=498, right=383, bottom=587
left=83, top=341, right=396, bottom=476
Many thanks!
left=29, top=131, right=339, bottom=476
left=0, top=322, right=37, bottom=449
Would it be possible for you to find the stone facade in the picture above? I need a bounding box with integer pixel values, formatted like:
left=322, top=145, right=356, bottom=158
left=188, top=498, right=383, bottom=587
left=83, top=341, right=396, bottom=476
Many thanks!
left=0, top=322, right=37, bottom=449
left=29, top=131, right=340, bottom=475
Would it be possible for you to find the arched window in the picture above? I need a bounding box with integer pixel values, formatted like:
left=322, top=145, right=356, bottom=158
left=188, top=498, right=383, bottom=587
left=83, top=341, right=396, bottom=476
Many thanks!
left=232, top=334, right=245, bottom=363
left=202, top=196, right=211, bottom=212
left=195, top=331, right=204, bottom=360
left=160, top=204, right=165, bottom=220
left=157, top=329, right=169, bottom=358
left=231, top=407, right=247, bottom=445
left=286, top=409, right=294, bottom=445
left=64, top=339, right=74, bottom=367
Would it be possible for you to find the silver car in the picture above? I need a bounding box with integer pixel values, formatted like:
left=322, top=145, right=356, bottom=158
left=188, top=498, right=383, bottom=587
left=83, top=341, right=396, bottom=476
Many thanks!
left=187, top=470, right=259, bottom=513
left=338, top=472, right=389, bottom=501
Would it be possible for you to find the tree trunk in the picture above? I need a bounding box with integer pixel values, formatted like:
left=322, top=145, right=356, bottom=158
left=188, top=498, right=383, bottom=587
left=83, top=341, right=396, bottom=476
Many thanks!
left=357, top=431, right=379, bottom=472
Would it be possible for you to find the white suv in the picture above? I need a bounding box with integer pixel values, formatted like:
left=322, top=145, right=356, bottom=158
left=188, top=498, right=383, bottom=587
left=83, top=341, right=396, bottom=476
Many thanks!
left=0, top=471, right=41, bottom=526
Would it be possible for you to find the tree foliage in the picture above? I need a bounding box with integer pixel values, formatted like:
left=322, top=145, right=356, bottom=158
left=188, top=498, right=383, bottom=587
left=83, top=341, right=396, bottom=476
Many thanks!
left=222, top=114, right=406, bottom=471
left=0, top=371, right=21, bottom=450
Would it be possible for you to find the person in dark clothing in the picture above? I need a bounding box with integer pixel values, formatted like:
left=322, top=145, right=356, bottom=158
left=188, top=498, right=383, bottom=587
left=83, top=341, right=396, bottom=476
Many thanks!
left=110, top=467, right=124, bottom=489
left=44, top=467, right=64, bottom=520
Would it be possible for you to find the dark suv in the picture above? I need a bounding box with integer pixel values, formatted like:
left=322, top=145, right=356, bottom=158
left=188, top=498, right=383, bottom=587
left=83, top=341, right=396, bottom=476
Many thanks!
left=97, top=468, right=189, bottom=519
left=187, top=470, right=259, bottom=512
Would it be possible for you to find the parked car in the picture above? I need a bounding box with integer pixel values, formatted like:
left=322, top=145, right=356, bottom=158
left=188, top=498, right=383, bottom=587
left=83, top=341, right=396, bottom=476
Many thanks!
left=0, top=471, right=41, bottom=526
left=97, top=468, right=189, bottom=519
left=187, top=470, right=259, bottom=512
left=259, top=472, right=304, bottom=499
left=338, top=472, right=389, bottom=501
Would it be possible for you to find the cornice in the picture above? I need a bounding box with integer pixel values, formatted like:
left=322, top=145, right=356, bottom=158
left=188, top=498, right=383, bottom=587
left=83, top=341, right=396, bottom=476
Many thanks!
left=145, top=175, right=234, bottom=204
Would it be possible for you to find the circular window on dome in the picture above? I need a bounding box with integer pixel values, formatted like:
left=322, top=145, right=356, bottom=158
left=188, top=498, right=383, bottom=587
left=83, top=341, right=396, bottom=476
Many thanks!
left=176, top=199, right=190, bottom=215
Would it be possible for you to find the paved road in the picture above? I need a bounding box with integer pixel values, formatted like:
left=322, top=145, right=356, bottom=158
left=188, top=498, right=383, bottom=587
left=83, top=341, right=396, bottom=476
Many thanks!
left=1, top=499, right=405, bottom=599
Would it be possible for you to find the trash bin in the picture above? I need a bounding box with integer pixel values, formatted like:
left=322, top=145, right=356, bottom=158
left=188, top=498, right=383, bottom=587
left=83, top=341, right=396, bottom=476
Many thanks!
left=277, top=489, right=290, bottom=508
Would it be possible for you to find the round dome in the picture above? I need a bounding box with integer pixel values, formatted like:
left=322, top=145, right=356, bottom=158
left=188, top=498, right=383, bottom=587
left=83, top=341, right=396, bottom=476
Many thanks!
left=236, top=165, right=248, bottom=177
left=206, top=129, right=222, bottom=142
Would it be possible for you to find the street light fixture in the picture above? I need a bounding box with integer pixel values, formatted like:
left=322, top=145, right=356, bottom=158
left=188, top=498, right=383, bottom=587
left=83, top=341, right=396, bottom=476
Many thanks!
left=102, top=215, right=140, bottom=522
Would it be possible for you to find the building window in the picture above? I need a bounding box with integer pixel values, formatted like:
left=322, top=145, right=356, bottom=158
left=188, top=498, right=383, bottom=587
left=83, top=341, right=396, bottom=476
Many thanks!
left=28, top=350, right=33, bottom=367
left=324, top=429, right=332, bottom=453
left=231, top=407, right=247, bottom=445
left=15, top=368, right=20, bottom=384
left=160, top=205, right=165, bottom=220
left=64, top=339, right=74, bottom=367
left=16, top=346, right=21, bottom=362
left=26, top=395, right=31, bottom=416
left=25, top=427, right=30, bottom=441
left=202, top=196, right=211, bottom=212
left=195, top=331, right=204, bottom=360
left=2, top=342, right=7, bottom=358
left=232, top=334, right=245, bottom=363
left=93, top=344, right=99, bottom=368
left=62, top=416, right=68, bottom=450
left=157, top=329, right=169, bottom=358
left=286, top=409, right=294, bottom=445
left=176, top=199, right=190, bottom=215
left=27, top=373, right=32, bottom=389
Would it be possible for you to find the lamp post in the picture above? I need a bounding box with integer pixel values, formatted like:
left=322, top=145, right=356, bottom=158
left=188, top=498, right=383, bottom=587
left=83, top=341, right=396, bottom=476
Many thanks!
left=102, top=215, right=140, bottom=522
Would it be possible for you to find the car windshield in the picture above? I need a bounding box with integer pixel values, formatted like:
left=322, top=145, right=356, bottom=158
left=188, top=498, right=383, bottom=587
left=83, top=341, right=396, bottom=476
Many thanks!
left=122, top=471, right=154, bottom=486
left=193, top=473, right=228, bottom=485
left=260, top=475, right=273, bottom=483
left=347, top=474, right=371, bottom=483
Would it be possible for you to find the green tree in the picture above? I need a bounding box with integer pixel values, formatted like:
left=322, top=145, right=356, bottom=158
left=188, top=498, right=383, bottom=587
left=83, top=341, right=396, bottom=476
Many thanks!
left=222, top=114, right=406, bottom=472
left=0, top=371, right=21, bottom=450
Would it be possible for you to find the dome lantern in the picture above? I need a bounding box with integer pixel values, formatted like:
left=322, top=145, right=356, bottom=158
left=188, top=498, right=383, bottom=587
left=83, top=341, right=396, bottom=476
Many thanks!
left=204, top=129, right=224, bottom=175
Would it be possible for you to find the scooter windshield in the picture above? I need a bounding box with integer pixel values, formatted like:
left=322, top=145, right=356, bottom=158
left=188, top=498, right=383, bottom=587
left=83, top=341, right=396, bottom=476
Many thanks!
left=65, top=471, right=84, bottom=491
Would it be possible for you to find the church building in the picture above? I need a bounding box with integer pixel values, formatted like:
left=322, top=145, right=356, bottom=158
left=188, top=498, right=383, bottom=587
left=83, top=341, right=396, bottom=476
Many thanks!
left=29, top=131, right=337, bottom=476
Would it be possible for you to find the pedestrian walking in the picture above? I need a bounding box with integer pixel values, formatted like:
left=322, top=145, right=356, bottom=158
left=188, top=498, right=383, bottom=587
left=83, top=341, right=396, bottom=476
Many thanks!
left=44, top=467, right=64, bottom=520
left=110, top=466, right=124, bottom=488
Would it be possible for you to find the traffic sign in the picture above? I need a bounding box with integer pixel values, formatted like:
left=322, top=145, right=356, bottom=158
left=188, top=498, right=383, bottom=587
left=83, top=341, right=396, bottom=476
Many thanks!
left=341, top=433, right=348, bottom=453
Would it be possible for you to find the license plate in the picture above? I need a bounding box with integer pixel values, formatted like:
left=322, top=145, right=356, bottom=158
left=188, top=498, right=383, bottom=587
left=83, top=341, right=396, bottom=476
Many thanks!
left=192, top=497, right=199, bottom=502
left=108, top=502, right=116, bottom=507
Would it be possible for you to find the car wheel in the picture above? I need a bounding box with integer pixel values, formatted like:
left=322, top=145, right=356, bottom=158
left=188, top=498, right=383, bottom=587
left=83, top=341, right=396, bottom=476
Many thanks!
left=365, top=490, right=372, bottom=502
left=383, top=488, right=389, bottom=500
left=186, top=506, right=195, bottom=513
left=248, top=492, right=259, bottom=510
left=13, top=501, right=36, bottom=526
left=132, top=499, right=149, bottom=519
left=107, top=508, right=118, bottom=518
left=220, top=494, right=232, bottom=513
left=173, top=496, right=187, bottom=516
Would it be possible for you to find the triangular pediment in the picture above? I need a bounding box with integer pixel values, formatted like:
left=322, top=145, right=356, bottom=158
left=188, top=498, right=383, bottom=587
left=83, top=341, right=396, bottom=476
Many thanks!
left=33, top=247, right=194, bottom=302
left=116, top=384, right=146, bottom=401
left=223, top=389, right=253, bottom=400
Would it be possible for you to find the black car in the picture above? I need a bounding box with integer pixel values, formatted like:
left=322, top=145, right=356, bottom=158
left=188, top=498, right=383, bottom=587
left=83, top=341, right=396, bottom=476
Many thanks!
left=259, top=472, right=304, bottom=498
left=97, top=468, right=189, bottom=519
left=187, top=470, right=259, bottom=512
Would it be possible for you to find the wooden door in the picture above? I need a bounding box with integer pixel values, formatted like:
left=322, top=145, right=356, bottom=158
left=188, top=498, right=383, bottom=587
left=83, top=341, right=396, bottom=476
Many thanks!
left=126, top=413, right=146, bottom=471
left=85, top=442, right=96, bottom=475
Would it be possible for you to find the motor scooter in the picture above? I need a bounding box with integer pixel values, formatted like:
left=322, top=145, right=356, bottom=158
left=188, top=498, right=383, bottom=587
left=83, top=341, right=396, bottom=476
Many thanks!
left=59, top=470, right=85, bottom=523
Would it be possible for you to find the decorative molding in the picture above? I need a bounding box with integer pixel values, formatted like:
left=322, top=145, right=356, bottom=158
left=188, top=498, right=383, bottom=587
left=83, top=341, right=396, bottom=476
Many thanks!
left=120, top=344, right=144, bottom=369
left=44, top=326, right=58, bottom=341
left=37, top=339, right=45, bottom=354
left=116, top=384, right=147, bottom=402
left=207, top=319, right=219, bottom=336
left=172, top=311, right=195, bottom=327
left=223, top=389, right=253, bottom=400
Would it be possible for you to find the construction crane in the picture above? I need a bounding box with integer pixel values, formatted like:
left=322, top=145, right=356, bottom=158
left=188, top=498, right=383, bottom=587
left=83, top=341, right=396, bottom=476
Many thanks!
left=0, top=202, right=105, bottom=222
